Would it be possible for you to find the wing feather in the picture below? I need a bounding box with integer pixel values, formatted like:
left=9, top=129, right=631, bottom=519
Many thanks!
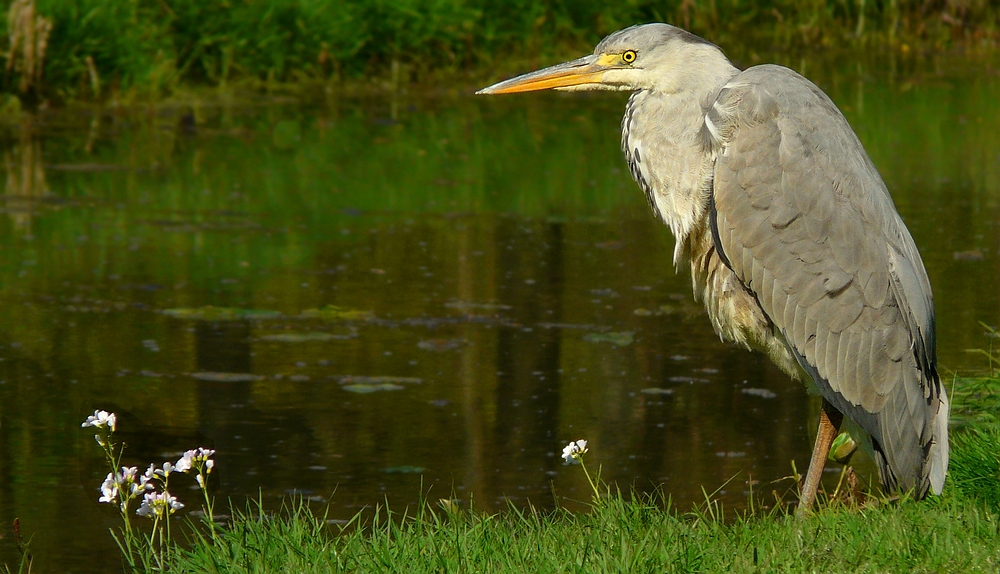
left=709, top=64, right=949, bottom=496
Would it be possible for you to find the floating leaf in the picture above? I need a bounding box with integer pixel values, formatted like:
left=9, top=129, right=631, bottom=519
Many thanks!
left=299, top=305, right=374, bottom=321
left=165, top=307, right=282, bottom=321
left=583, top=331, right=634, bottom=346
left=337, top=375, right=422, bottom=385
left=191, top=372, right=263, bottom=382
left=382, top=465, right=425, bottom=474
left=444, top=301, right=512, bottom=311
left=342, top=383, right=405, bottom=393
left=589, top=288, right=618, bottom=297
left=633, top=305, right=680, bottom=317
left=953, top=250, right=984, bottom=261
left=64, top=300, right=130, bottom=313
left=669, top=376, right=708, bottom=383
left=260, top=332, right=340, bottom=342
left=417, top=338, right=466, bottom=351
left=538, top=322, right=600, bottom=330
left=741, top=388, right=777, bottom=399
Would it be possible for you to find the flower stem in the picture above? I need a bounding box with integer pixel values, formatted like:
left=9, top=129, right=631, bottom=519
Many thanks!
left=579, top=460, right=602, bottom=503
left=198, top=467, right=218, bottom=542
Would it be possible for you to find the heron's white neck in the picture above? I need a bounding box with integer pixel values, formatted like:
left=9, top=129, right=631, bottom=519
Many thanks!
left=642, top=42, right=738, bottom=100
left=621, top=51, right=738, bottom=263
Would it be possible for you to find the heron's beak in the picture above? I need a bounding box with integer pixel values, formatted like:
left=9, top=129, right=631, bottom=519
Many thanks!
left=476, top=54, right=616, bottom=95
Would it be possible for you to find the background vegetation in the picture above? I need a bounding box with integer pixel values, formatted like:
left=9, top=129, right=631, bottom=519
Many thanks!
left=1, top=0, right=999, bottom=102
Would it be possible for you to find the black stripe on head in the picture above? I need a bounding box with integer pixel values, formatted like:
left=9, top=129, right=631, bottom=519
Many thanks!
left=594, top=23, right=717, bottom=56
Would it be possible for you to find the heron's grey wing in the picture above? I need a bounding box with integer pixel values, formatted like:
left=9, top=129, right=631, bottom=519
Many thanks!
left=707, top=65, right=948, bottom=496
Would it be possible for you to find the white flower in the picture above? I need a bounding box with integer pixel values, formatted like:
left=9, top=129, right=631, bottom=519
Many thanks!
left=119, top=466, right=138, bottom=484
left=561, top=439, right=589, bottom=465
left=98, top=473, right=118, bottom=504
left=138, top=464, right=156, bottom=491
left=82, top=410, right=117, bottom=432
left=136, top=491, right=184, bottom=519
left=196, top=474, right=206, bottom=489
left=101, top=467, right=139, bottom=512
left=156, top=461, right=175, bottom=477
left=176, top=448, right=215, bottom=474
left=175, top=454, right=192, bottom=473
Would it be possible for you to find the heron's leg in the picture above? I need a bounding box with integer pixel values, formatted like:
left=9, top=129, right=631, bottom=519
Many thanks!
left=795, top=399, right=844, bottom=517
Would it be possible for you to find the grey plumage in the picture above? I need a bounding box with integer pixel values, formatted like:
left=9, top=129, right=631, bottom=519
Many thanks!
left=478, top=23, right=949, bottom=502
left=708, top=65, right=947, bottom=496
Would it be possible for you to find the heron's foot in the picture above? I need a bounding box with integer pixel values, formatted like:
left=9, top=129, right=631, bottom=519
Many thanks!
left=795, top=400, right=844, bottom=518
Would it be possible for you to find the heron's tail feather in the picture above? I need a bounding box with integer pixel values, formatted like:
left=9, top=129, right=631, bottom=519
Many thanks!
left=868, top=367, right=949, bottom=500
left=927, top=386, right=949, bottom=495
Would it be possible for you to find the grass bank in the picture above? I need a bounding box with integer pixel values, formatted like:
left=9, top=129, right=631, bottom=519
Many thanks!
left=2, top=0, right=999, bottom=104
left=172, top=367, right=998, bottom=572
left=169, top=492, right=999, bottom=573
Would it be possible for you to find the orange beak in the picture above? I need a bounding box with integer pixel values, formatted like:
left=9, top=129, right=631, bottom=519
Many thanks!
left=476, top=54, right=615, bottom=95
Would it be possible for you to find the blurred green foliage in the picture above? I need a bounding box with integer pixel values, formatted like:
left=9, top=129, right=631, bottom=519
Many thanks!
left=1, top=0, right=998, bottom=100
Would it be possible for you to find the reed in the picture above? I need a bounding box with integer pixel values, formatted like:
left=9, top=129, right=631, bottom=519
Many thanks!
left=4, top=0, right=52, bottom=95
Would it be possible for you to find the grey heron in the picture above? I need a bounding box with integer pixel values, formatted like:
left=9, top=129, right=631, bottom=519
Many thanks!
left=477, top=23, right=949, bottom=514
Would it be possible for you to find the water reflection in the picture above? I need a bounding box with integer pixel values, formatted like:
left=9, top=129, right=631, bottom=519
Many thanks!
left=3, top=129, right=48, bottom=232
left=0, top=58, right=999, bottom=571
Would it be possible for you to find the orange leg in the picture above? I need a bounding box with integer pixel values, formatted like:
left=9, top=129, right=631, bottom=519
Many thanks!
left=795, top=399, right=844, bottom=517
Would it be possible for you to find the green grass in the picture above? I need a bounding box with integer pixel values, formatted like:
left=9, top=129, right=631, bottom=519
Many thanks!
left=948, top=345, right=1000, bottom=512
left=951, top=426, right=1000, bottom=511
left=3, top=0, right=1000, bottom=102
left=168, top=489, right=999, bottom=572
left=160, top=372, right=1000, bottom=573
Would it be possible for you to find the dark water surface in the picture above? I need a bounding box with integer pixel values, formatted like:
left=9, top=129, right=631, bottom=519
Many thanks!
left=2, top=59, right=1000, bottom=570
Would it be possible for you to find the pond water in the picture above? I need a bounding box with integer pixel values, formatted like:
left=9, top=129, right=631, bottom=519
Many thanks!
left=1, top=56, right=999, bottom=571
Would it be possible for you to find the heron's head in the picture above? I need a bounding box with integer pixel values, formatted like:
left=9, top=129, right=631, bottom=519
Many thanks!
left=477, top=23, right=729, bottom=96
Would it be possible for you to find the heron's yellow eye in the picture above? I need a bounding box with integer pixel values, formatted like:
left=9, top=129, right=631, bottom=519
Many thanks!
left=622, top=50, right=636, bottom=64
